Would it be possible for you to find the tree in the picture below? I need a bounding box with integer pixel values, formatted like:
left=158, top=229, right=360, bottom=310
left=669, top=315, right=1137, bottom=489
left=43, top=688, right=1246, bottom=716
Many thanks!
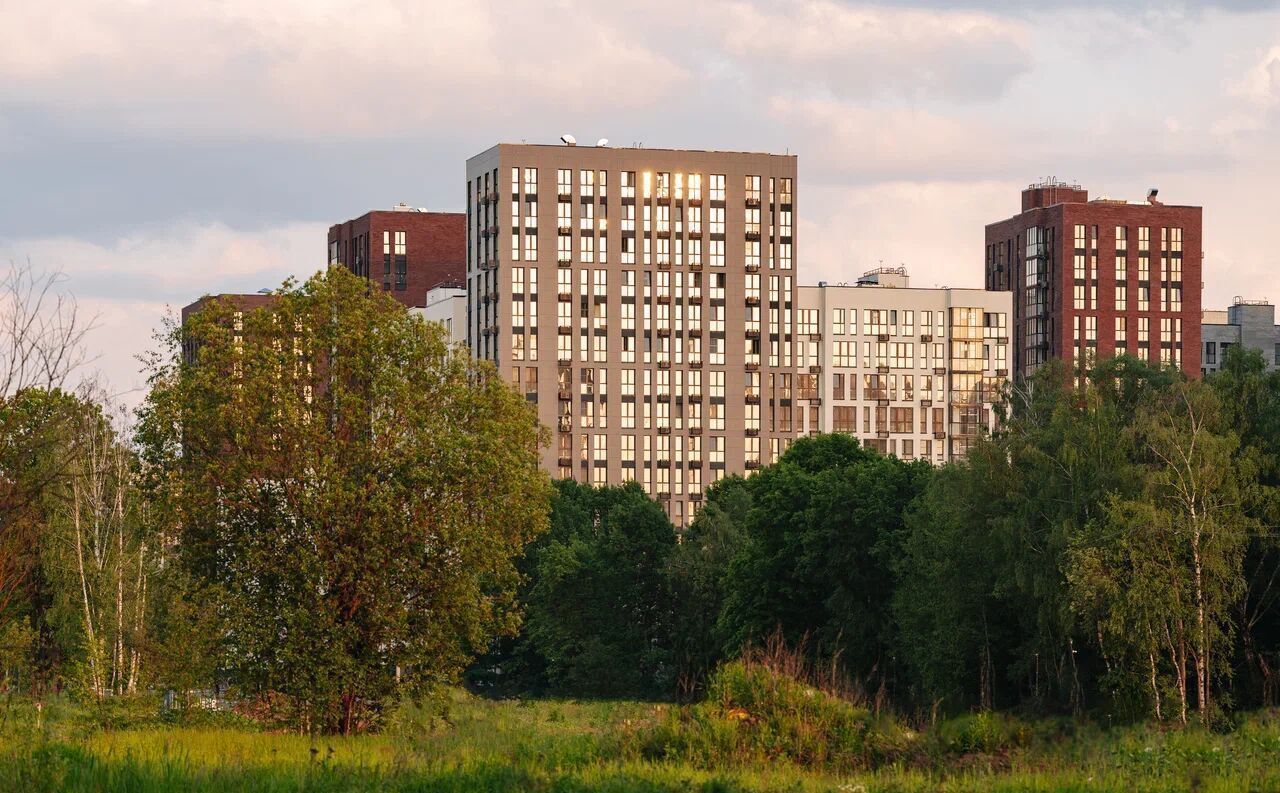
left=1207, top=346, right=1280, bottom=707
left=0, top=261, right=94, bottom=645
left=718, top=434, right=930, bottom=693
left=1068, top=379, right=1255, bottom=725
left=894, top=459, right=1012, bottom=711
left=137, top=267, right=551, bottom=733
left=518, top=480, right=678, bottom=699
left=39, top=391, right=156, bottom=698
left=667, top=475, right=750, bottom=697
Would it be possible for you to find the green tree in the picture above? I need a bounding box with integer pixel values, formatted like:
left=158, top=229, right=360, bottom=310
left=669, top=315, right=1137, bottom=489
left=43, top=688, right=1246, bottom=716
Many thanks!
left=137, top=267, right=550, bottom=733
left=520, top=480, right=678, bottom=698
left=1207, top=346, right=1280, bottom=707
left=718, top=434, right=930, bottom=691
left=666, top=475, right=750, bottom=697
left=1067, top=379, right=1255, bottom=725
left=894, top=458, right=1012, bottom=711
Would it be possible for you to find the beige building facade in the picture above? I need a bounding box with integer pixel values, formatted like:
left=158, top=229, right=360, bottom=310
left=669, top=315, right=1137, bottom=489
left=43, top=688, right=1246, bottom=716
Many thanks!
left=796, top=270, right=1012, bottom=463
left=465, top=143, right=800, bottom=525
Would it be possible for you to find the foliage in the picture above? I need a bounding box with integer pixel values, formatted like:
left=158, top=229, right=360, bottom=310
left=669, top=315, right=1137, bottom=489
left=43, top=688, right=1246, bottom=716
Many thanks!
left=136, top=267, right=551, bottom=733
left=717, top=433, right=931, bottom=691
left=666, top=476, right=750, bottom=697
left=517, top=480, right=678, bottom=699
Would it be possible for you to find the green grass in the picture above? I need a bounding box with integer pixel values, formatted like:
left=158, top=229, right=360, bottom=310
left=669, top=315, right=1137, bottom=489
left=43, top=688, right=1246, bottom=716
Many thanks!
left=1, top=691, right=1278, bottom=792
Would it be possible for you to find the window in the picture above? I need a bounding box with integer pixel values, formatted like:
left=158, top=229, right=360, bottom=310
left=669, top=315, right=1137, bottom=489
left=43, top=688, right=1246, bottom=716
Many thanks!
left=709, top=174, right=725, bottom=202
left=1205, top=341, right=1217, bottom=365
left=833, top=406, right=855, bottom=433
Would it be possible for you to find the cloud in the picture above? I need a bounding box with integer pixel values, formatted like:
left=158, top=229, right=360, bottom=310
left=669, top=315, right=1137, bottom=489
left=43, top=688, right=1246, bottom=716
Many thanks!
left=0, top=0, right=688, bottom=139
left=1, top=221, right=325, bottom=400
left=1231, top=45, right=1280, bottom=104
left=715, top=0, right=1033, bottom=101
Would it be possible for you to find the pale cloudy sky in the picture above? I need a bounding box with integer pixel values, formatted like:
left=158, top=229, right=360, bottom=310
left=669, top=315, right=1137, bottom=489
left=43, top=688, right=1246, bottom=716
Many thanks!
left=2, top=0, right=1279, bottom=401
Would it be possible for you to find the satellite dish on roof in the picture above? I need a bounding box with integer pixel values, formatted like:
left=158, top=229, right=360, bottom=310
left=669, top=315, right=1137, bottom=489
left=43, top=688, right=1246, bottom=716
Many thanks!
left=596, top=138, right=609, bottom=147
left=560, top=134, right=577, bottom=145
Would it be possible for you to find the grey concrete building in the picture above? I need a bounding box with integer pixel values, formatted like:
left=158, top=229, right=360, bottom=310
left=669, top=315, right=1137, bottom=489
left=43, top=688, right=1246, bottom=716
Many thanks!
left=797, top=269, right=1012, bottom=463
left=1202, top=298, right=1280, bottom=376
left=465, top=142, right=798, bottom=525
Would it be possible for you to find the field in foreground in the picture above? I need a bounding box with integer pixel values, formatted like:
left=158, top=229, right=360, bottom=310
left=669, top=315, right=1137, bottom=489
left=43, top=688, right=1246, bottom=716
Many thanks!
left=1, top=692, right=1278, bottom=792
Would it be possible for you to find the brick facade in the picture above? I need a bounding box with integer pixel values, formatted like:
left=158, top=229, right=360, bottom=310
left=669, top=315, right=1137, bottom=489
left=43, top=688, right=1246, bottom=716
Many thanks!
left=327, top=208, right=466, bottom=308
left=986, top=184, right=1202, bottom=378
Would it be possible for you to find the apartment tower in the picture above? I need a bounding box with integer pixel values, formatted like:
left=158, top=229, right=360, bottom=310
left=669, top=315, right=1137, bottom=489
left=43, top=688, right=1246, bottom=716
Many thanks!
left=328, top=205, right=466, bottom=308
left=985, top=181, right=1202, bottom=377
left=466, top=142, right=799, bottom=525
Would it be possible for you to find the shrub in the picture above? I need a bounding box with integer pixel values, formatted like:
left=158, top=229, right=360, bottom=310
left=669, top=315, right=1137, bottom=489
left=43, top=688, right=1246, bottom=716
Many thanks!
left=932, top=711, right=1032, bottom=756
left=639, top=653, right=912, bottom=771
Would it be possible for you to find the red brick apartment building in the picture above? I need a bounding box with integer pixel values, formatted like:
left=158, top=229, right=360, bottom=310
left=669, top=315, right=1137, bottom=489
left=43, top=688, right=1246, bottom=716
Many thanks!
left=327, top=204, right=466, bottom=308
left=985, top=181, right=1202, bottom=378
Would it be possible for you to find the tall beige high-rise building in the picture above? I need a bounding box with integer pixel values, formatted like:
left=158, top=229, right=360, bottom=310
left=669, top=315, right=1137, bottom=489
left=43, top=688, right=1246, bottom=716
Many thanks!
left=465, top=142, right=799, bottom=525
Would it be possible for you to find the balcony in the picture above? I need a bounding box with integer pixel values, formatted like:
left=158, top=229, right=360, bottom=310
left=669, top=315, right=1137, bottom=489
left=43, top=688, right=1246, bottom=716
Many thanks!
left=745, top=230, right=761, bottom=242
left=657, top=327, right=671, bottom=337
left=745, top=262, right=760, bottom=272
left=689, top=261, right=703, bottom=271
left=745, top=296, right=760, bottom=306
left=688, top=392, right=703, bottom=403
left=557, top=455, right=572, bottom=467
left=745, top=328, right=760, bottom=339
left=557, top=290, right=572, bottom=301
left=688, top=359, right=703, bottom=368
left=689, top=427, right=702, bottom=437
left=657, top=294, right=671, bottom=304
left=877, top=333, right=890, bottom=342
left=921, top=334, right=932, bottom=342
left=557, top=417, right=572, bottom=432
left=687, top=327, right=702, bottom=338
left=934, top=431, right=947, bottom=440
left=557, top=254, right=572, bottom=266
left=689, top=492, right=703, bottom=502
left=745, top=459, right=762, bottom=470
left=657, top=260, right=671, bottom=270
left=745, top=428, right=759, bottom=437
left=920, top=399, right=932, bottom=407
left=744, top=362, right=759, bottom=372
left=745, top=393, right=760, bottom=404
left=809, top=365, right=822, bottom=373
left=557, top=224, right=572, bottom=236
left=658, top=426, right=671, bottom=435
left=557, top=325, right=572, bottom=335
left=658, top=360, right=671, bottom=369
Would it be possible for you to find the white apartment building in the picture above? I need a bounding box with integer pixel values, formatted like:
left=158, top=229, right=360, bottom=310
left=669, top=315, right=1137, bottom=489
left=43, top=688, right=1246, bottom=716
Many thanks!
left=796, top=268, right=1013, bottom=463
left=413, top=284, right=467, bottom=343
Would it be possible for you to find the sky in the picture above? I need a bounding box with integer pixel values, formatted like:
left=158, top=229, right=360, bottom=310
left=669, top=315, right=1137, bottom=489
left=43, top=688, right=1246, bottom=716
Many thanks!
left=3, top=0, right=1280, bottom=402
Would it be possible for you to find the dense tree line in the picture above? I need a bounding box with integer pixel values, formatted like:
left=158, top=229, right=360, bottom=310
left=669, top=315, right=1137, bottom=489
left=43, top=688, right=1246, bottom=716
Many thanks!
left=8, top=258, right=1280, bottom=732
left=482, top=350, right=1280, bottom=727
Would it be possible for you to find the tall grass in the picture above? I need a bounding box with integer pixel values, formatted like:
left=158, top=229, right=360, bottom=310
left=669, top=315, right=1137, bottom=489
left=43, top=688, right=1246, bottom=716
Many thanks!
left=2, top=684, right=1280, bottom=791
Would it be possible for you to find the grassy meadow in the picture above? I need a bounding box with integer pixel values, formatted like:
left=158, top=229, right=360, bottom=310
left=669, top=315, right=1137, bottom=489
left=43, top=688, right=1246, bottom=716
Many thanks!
left=2, top=688, right=1279, bottom=792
